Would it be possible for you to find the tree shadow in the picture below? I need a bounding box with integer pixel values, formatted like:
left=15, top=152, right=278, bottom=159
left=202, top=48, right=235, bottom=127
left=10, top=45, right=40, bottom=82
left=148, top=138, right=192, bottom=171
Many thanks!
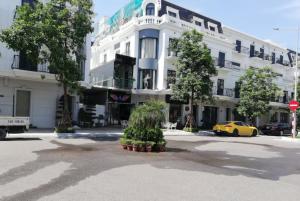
left=1, top=138, right=300, bottom=201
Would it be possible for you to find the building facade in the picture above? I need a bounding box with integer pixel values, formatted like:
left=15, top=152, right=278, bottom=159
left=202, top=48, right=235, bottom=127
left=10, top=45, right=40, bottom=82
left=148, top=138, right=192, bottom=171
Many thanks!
left=0, top=0, right=91, bottom=128
left=90, top=0, right=295, bottom=128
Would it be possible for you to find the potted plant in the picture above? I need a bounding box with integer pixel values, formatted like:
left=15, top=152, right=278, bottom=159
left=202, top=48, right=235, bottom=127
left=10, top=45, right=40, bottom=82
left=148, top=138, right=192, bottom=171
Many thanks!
left=139, top=141, right=146, bottom=152
left=120, top=138, right=127, bottom=150
left=132, top=141, right=139, bottom=152
left=158, top=139, right=167, bottom=152
left=126, top=139, right=133, bottom=151
left=146, top=141, right=155, bottom=152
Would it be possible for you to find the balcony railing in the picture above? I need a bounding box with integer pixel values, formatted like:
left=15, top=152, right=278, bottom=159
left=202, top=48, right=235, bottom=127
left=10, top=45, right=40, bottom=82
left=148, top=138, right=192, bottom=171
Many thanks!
left=138, top=16, right=162, bottom=25
left=92, top=77, right=134, bottom=90
left=213, top=57, right=241, bottom=71
left=11, top=55, right=50, bottom=73
left=213, top=87, right=235, bottom=98
left=234, top=46, right=250, bottom=55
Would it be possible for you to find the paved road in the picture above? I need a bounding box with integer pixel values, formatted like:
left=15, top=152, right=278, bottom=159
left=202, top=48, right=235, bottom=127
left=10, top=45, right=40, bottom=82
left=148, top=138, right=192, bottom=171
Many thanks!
left=0, top=133, right=300, bottom=201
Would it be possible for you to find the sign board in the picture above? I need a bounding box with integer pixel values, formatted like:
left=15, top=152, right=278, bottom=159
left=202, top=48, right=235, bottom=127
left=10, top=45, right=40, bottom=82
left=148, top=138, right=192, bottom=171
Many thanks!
left=289, top=100, right=299, bottom=112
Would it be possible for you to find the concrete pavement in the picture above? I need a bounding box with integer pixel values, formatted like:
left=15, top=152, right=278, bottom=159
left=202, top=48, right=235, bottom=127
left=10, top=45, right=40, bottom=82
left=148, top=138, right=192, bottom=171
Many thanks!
left=0, top=132, right=300, bottom=201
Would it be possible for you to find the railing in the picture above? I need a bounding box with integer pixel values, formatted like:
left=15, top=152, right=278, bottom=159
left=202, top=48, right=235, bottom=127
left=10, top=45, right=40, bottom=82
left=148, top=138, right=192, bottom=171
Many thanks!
left=213, top=57, right=241, bottom=71
left=138, top=16, right=162, bottom=25
left=213, top=87, right=235, bottom=98
left=11, top=55, right=51, bottom=73
left=92, top=77, right=134, bottom=90
left=271, top=96, right=292, bottom=104
left=234, top=46, right=250, bottom=55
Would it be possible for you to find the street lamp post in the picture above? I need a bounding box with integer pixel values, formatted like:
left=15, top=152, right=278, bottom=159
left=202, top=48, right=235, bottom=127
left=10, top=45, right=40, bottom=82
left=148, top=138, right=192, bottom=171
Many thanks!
left=274, top=26, right=300, bottom=138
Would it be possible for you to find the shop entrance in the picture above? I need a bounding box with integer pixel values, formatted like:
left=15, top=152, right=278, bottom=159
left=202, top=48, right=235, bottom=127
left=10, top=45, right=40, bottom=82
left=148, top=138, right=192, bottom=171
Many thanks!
left=202, top=106, right=218, bottom=129
left=107, top=103, right=133, bottom=125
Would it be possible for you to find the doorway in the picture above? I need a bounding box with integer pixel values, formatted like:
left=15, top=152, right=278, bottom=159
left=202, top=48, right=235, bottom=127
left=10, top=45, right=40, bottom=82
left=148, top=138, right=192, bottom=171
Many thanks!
left=202, top=106, right=218, bottom=129
left=15, top=90, right=31, bottom=117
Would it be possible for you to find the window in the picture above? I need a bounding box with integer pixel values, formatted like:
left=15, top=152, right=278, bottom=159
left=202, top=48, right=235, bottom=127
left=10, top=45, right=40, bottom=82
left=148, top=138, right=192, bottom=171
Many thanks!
left=235, top=82, right=240, bottom=98
left=139, top=69, right=156, bottom=90
left=260, top=48, right=264, bottom=59
left=168, top=11, right=177, bottom=18
left=125, top=42, right=130, bottom=56
left=280, top=113, right=289, bottom=123
left=272, top=52, right=276, bottom=64
left=209, top=26, right=216, bottom=32
left=103, top=54, right=107, bottom=63
left=146, top=3, right=155, bottom=16
left=217, top=79, right=224, bottom=96
left=114, top=43, right=120, bottom=50
left=226, top=108, right=231, bottom=121
left=218, top=52, right=225, bottom=67
left=168, top=38, right=177, bottom=56
left=250, top=45, right=255, bottom=57
left=236, top=40, right=241, bottom=53
left=271, top=112, right=278, bottom=123
left=283, top=91, right=288, bottom=103
left=195, top=21, right=202, bottom=27
left=167, top=70, right=176, bottom=89
left=141, top=38, right=157, bottom=59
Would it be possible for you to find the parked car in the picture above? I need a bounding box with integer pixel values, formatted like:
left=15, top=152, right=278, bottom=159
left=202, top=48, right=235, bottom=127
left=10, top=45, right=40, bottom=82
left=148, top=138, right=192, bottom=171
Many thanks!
left=260, top=123, right=295, bottom=136
left=0, top=117, right=30, bottom=140
left=213, top=121, right=258, bottom=137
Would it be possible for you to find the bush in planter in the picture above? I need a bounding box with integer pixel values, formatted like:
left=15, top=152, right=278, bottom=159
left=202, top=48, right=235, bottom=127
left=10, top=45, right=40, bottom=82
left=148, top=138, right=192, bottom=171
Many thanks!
left=183, top=127, right=199, bottom=133
left=120, top=137, right=127, bottom=149
left=55, top=127, right=75, bottom=134
left=121, top=101, right=167, bottom=152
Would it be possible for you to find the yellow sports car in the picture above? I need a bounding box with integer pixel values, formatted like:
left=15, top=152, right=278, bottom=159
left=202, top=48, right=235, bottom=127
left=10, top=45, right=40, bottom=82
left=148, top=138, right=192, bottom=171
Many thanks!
left=213, top=121, right=258, bottom=137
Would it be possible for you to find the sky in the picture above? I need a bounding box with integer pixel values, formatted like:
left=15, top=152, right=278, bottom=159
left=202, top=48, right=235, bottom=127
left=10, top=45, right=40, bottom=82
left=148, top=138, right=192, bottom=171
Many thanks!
left=93, top=0, right=300, bottom=50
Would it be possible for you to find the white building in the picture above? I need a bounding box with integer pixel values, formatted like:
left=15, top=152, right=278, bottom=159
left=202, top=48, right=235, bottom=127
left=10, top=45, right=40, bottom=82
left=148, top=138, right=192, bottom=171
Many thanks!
left=0, top=0, right=91, bottom=128
left=90, top=0, right=295, bottom=128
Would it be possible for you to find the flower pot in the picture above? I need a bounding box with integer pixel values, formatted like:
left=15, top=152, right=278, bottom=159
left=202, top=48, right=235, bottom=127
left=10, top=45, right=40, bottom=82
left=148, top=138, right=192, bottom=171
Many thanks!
left=133, top=145, right=139, bottom=152
left=159, top=145, right=166, bottom=152
left=122, top=145, right=127, bottom=150
left=127, top=145, right=133, bottom=151
left=146, top=145, right=152, bottom=152
left=140, top=146, right=145, bottom=152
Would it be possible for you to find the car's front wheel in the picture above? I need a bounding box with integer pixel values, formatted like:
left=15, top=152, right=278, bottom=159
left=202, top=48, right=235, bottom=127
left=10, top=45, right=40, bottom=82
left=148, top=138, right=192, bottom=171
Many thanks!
left=252, top=130, right=258, bottom=137
left=233, top=129, right=239, bottom=137
left=0, top=129, right=7, bottom=141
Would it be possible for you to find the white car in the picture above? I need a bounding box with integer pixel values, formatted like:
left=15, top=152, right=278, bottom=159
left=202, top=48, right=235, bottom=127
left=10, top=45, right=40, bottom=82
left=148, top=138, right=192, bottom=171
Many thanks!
left=0, top=117, right=30, bottom=140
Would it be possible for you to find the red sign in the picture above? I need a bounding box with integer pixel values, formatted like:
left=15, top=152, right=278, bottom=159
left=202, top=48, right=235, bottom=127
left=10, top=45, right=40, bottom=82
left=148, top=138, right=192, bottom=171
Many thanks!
left=289, top=100, right=299, bottom=111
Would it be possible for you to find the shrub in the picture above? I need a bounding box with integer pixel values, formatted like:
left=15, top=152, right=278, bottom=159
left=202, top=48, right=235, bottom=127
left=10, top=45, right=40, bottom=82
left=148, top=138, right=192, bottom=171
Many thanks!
left=183, top=127, right=199, bottom=133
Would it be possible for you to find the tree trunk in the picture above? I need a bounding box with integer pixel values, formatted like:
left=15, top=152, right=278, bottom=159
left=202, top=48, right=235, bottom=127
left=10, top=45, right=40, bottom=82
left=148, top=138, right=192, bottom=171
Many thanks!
left=58, top=83, right=72, bottom=129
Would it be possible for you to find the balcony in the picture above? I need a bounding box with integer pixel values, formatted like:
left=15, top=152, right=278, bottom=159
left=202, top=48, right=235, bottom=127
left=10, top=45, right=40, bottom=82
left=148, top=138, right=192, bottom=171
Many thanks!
left=11, top=55, right=51, bottom=73
left=213, top=57, right=241, bottom=71
left=213, top=87, right=235, bottom=98
left=234, top=46, right=250, bottom=55
left=92, top=77, right=134, bottom=90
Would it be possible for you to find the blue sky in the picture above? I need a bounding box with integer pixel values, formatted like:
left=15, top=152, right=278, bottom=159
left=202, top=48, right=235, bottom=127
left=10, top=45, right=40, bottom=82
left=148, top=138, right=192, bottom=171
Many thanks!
left=93, top=0, right=300, bottom=50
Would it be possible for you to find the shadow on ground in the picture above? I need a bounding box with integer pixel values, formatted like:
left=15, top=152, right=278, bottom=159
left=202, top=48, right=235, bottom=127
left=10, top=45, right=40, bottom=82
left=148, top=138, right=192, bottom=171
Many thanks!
left=1, top=137, right=300, bottom=201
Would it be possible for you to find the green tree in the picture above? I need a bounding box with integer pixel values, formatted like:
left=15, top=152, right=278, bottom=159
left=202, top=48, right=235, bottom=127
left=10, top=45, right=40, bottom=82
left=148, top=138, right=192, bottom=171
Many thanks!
left=170, top=29, right=217, bottom=128
left=237, top=67, right=280, bottom=124
left=0, top=0, right=93, bottom=130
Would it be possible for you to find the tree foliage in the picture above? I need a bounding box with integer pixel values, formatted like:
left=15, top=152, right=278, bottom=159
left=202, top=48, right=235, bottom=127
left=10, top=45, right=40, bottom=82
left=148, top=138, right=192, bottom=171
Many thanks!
left=237, top=67, right=280, bottom=123
left=170, top=29, right=217, bottom=128
left=0, top=0, right=93, bottom=129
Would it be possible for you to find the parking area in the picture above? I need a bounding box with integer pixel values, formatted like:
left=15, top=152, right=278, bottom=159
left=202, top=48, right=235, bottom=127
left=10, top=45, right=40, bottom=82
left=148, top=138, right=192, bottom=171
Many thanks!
left=0, top=130, right=300, bottom=201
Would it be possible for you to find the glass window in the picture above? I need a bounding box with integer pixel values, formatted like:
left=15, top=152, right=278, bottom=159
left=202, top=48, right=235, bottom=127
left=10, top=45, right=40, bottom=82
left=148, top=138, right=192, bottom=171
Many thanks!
left=141, top=38, right=157, bottom=59
left=168, top=11, right=177, bottom=17
left=146, top=3, right=155, bottom=16
left=139, top=69, right=156, bottom=89
left=167, top=70, right=176, bottom=89
left=125, top=42, right=130, bottom=56
left=195, top=21, right=202, bottom=26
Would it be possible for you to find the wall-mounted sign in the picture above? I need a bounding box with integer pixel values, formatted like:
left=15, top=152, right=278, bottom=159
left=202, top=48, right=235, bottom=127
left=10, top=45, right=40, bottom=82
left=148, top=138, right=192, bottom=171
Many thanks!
left=108, top=91, right=131, bottom=103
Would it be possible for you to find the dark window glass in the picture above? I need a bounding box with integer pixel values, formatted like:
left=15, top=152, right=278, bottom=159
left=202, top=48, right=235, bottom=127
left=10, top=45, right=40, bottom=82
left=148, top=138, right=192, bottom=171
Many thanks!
left=235, top=82, right=240, bottom=98
left=217, top=79, right=224, bottom=96
left=272, top=52, right=276, bottom=64
left=146, top=3, right=155, bottom=16
left=195, top=21, right=202, bottom=26
left=167, top=70, right=176, bottom=89
left=168, top=11, right=177, bottom=17
left=210, top=26, right=216, bottom=31
left=250, top=45, right=255, bottom=57
left=218, top=52, right=225, bottom=67
left=236, top=40, right=241, bottom=52
left=260, top=48, right=264, bottom=59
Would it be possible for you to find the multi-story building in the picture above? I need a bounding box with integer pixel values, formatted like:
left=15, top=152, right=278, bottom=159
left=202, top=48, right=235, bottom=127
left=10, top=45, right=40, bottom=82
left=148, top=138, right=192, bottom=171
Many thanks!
left=90, top=0, right=296, bottom=128
left=0, top=0, right=91, bottom=128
